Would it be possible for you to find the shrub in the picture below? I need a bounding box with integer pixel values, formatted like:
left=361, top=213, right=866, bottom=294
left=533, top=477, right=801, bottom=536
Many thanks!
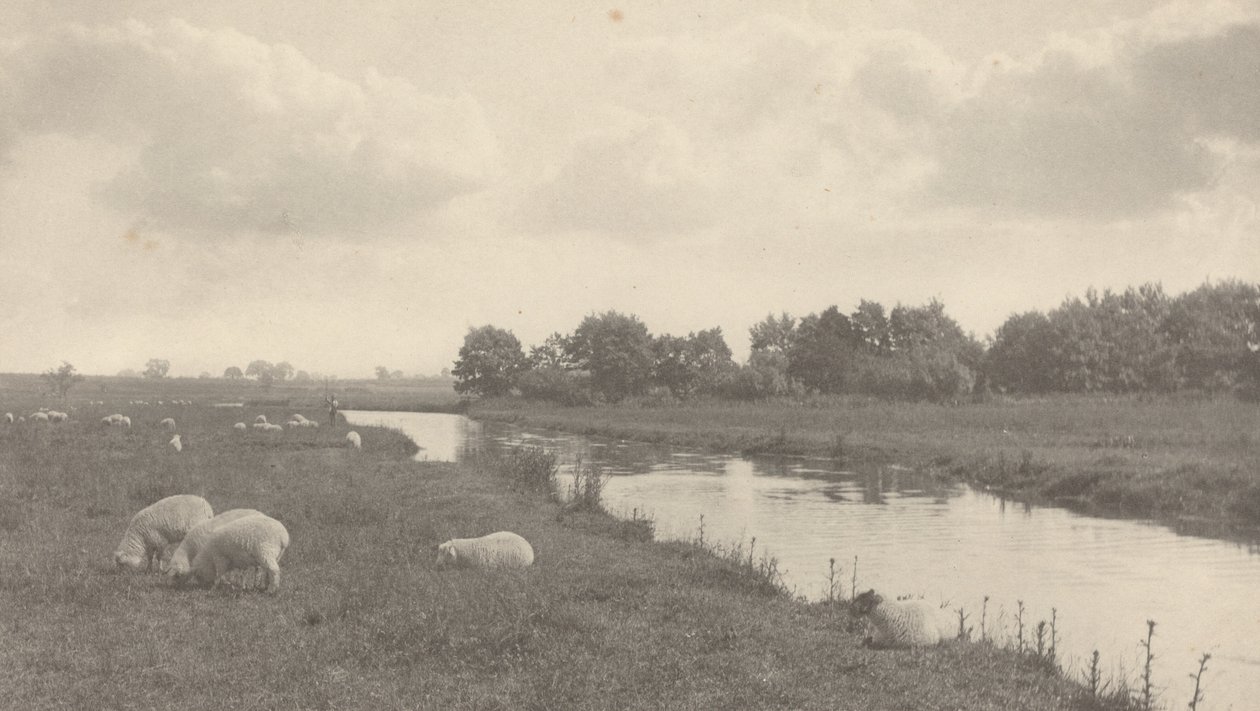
left=516, top=367, right=596, bottom=406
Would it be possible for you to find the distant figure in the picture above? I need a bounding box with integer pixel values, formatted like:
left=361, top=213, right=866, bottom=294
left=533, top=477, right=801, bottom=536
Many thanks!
left=325, top=394, right=339, bottom=428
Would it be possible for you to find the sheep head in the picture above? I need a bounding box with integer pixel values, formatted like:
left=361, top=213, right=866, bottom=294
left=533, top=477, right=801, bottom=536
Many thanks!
left=851, top=589, right=883, bottom=616
left=435, top=541, right=458, bottom=567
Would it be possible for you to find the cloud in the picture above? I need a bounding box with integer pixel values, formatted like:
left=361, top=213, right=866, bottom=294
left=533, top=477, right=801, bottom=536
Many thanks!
left=518, top=113, right=719, bottom=236
left=0, top=19, right=499, bottom=236
left=931, top=19, right=1260, bottom=218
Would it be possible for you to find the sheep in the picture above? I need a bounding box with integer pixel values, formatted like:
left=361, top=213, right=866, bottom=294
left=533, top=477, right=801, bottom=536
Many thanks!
left=850, top=590, right=954, bottom=648
left=49, top=411, right=68, bottom=423
left=254, top=415, right=268, bottom=424
left=169, top=434, right=182, bottom=452
left=188, top=514, right=289, bottom=593
left=17, top=416, right=25, bottom=423
left=102, top=413, right=123, bottom=426
left=233, top=422, right=247, bottom=431
left=3, top=412, right=12, bottom=424
left=345, top=431, right=362, bottom=450
left=113, top=495, right=214, bottom=572
left=159, top=417, right=176, bottom=432
left=164, top=508, right=263, bottom=583
left=30, top=412, right=49, bottom=424
left=120, top=416, right=131, bottom=428
left=264, top=423, right=284, bottom=433
left=290, top=414, right=308, bottom=424
left=436, top=531, right=534, bottom=570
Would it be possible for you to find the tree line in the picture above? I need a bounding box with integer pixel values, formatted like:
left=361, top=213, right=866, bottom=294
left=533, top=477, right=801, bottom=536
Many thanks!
left=452, top=280, right=1260, bottom=404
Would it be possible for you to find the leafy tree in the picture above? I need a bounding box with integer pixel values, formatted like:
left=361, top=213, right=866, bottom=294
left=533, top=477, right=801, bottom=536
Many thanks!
left=985, top=311, right=1058, bottom=393
left=453, top=325, right=527, bottom=396
left=529, top=332, right=574, bottom=369
left=749, top=312, right=796, bottom=354
left=41, top=361, right=84, bottom=399
left=294, top=370, right=312, bottom=382
left=143, top=358, right=170, bottom=379
left=1164, top=280, right=1260, bottom=391
left=653, top=328, right=735, bottom=398
left=567, top=311, right=655, bottom=402
left=851, top=300, right=892, bottom=355
left=246, top=360, right=276, bottom=388
left=392, top=370, right=404, bottom=379
left=274, top=361, right=295, bottom=382
left=375, top=366, right=393, bottom=380
left=786, top=306, right=862, bottom=393
left=198, top=372, right=211, bottom=379
left=223, top=366, right=244, bottom=379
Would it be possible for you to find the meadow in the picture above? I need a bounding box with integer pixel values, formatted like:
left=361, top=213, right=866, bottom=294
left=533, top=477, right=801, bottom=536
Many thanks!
left=470, top=393, right=1260, bottom=538
left=0, top=380, right=1116, bottom=710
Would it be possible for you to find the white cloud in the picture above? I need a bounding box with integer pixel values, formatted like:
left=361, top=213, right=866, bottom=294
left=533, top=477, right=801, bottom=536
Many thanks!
left=0, top=19, right=499, bottom=237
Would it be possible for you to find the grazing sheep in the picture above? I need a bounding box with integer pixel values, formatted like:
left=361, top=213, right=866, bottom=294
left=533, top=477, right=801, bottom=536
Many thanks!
left=113, top=495, right=214, bottom=572
left=102, top=413, right=123, bottom=426
left=345, top=431, right=362, bottom=450
left=4, top=412, right=12, bottom=424
left=233, top=422, right=247, bottom=431
left=169, top=434, right=182, bottom=452
left=49, top=411, right=68, bottom=423
left=159, top=417, right=176, bottom=432
left=120, top=416, right=131, bottom=428
left=290, top=414, right=308, bottom=424
left=254, top=415, right=268, bottom=424
left=850, top=590, right=953, bottom=648
left=30, top=412, right=49, bottom=424
left=436, top=531, right=535, bottom=570
left=189, top=514, right=290, bottom=593
left=164, top=509, right=263, bottom=583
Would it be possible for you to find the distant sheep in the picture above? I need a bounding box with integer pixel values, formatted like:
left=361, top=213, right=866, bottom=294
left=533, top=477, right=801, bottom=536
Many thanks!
left=233, top=422, right=247, bottom=431
left=345, top=431, right=362, bottom=450
left=120, top=416, right=131, bottom=428
left=49, top=411, right=68, bottom=423
left=3, top=412, right=12, bottom=424
left=436, top=531, right=535, bottom=570
left=254, top=415, right=268, bottom=424
left=850, top=590, right=953, bottom=648
left=114, top=495, right=214, bottom=572
left=290, top=414, right=308, bottom=424
left=169, top=434, right=182, bottom=452
left=164, top=509, right=262, bottom=583
left=189, top=514, right=290, bottom=593
left=30, top=412, right=49, bottom=424
left=159, top=417, right=176, bottom=432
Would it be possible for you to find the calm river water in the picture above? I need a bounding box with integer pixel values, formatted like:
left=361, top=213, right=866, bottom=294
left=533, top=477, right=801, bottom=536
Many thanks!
left=345, top=410, right=1259, bottom=710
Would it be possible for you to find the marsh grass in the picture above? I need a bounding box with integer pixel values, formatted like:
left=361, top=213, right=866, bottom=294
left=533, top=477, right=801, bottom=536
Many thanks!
left=0, top=385, right=1131, bottom=710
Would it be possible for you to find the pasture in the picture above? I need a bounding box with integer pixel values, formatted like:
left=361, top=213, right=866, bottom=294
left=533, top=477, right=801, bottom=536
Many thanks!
left=0, top=390, right=1105, bottom=710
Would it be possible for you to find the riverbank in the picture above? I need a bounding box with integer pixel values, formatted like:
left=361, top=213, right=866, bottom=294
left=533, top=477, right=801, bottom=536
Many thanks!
left=0, top=401, right=1106, bottom=709
left=469, top=394, right=1260, bottom=538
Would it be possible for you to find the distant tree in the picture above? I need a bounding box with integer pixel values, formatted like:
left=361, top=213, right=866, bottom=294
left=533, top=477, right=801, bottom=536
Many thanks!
left=985, top=311, right=1058, bottom=393
left=749, top=312, right=796, bottom=354
left=567, top=311, right=655, bottom=402
left=41, top=361, right=85, bottom=399
left=246, top=359, right=276, bottom=388
left=440, top=367, right=451, bottom=378
left=294, top=370, right=312, bottom=382
left=223, top=366, right=244, bottom=380
left=851, top=300, right=892, bottom=355
left=1164, top=280, right=1260, bottom=391
left=453, top=325, right=528, bottom=397
left=786, top=306, right=862, bottom=393
left=274, top=361, right=295, bottom=382
left=198, top=371, right=211, bottom=379
left=653, top=328, right=735, bottom=398
left=143, top=358, right=170, bottom=379
left=391, top=370, right=404, bottom=379
left=375, top=366, right=393, bottom=380
left=117, top=368, right=140, bottom=378
left=529, top=332, right=574, bottom=369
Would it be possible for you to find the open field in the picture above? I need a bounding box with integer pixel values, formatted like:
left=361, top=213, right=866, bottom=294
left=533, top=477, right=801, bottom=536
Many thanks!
left=470, top=393, right=1260, bottom=537
left=0, top=390, right=1112, bottom=709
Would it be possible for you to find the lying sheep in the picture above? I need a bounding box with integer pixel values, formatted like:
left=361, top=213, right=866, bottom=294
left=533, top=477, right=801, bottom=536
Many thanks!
left=233, top=422, right=247, bottom=431
left=159, top=417, right=176, bottom=432
left=436, top=531, right=535, bottom=570
left=850, top=590, right=953, bottom=648
left=169, top=434, right=182, bottom=452
left=164, top=509, right=262, bottom=583
left=114, top=495, right=214, bottom=572
left=290, top=414, right=308, bottom=424
left=345, top=431, right=361, bottom=450
left=189, top=514, right=290, bottom=593
left=30, top=412, right=49, bottom=424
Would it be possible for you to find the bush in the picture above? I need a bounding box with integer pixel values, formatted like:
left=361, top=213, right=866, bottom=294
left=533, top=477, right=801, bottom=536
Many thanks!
left=516, top=368, right=596, bottom=406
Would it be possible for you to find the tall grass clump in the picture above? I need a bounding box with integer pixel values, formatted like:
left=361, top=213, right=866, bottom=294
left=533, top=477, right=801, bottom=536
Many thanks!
left=483, top=446, right=559, bottom=496
left=566, top=460, right=610, bottom=513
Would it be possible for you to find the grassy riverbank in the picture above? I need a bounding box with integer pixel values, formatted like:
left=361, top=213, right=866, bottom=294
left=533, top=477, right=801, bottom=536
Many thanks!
left=0, top=398, right=1109, bottom=709
left=470, top=394, right=1260, bottom=537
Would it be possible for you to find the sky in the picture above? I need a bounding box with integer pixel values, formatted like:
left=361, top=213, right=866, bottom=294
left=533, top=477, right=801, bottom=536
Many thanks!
left=1, top=1, right=1257, bottom=378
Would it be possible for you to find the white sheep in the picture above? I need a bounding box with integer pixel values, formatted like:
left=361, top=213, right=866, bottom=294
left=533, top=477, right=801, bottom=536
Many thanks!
left=113, top=494, right=214, bottom=572
left=169, top=434, right=182, bottom=452
left=49, top=411, right=68, bottom=423
left=254, top=415, right=268, bottom=424
left=17, top=416, right=25, bottom=423
left=164, top=508, right=262, bottom=583
left=290, top=414, right=308, bottom=424
left=30, top=412, right=49, bottom=424
left=233, top=422, right=247, bottom=431
left=4, top=412, right=13, bottom=424
left=436, top=531, right=535, bottom=570
left=159, top=417, right=176, bottom=432
left=345, top=431, right=362, bottom=450
left=189, top=514, right=290, bottom=593
left=120, top=416, right=131, bottom=428
left=850, top=590, right=954, bottom=648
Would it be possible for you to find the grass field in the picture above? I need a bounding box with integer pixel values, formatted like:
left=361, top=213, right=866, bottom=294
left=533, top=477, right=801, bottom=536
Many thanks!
left=0, top=384, right=1118, bottom=710
left=470, top=393, right=1260, bottom=537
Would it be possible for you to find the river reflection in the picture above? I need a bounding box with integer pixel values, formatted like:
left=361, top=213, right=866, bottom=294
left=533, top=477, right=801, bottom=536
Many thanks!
left=344, top=410, right=1259, bottom=711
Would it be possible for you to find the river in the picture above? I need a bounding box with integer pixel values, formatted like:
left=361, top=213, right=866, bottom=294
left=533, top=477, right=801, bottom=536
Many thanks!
left=345, top=410, right=1259, bottom=710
